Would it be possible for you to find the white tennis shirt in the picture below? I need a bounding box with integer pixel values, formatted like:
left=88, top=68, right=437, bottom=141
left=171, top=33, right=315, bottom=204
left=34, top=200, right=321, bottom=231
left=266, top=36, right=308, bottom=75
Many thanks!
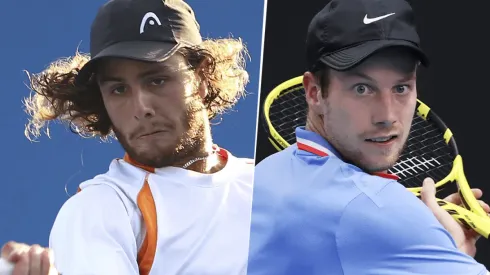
left=49, top=147, right=254, bottom=275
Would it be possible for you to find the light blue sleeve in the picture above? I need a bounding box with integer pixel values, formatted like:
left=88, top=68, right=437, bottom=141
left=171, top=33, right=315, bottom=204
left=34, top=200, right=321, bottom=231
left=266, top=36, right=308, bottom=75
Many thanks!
left=247, top=160, right=291, bottom=275
left=336, top=182, right=488, bottom=275
left=248, top=151, right=346, bottom=275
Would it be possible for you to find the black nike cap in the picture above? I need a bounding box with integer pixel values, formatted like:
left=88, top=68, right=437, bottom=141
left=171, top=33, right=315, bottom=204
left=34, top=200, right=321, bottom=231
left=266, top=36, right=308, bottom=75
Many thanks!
left=306, top=0, right=429, bottom=72
left=76, top=0, right=202, bottom=83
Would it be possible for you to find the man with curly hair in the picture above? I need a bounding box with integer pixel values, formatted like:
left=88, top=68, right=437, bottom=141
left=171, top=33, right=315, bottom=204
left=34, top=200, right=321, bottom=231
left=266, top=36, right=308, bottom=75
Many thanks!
left=1, top=0, right=253, bottom=274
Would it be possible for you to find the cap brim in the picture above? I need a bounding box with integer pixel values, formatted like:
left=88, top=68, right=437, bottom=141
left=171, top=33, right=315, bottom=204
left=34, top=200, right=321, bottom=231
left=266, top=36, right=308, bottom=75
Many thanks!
left=76, top=41, right=181, bottom=84
left=319, top=40, right=430, bottom=71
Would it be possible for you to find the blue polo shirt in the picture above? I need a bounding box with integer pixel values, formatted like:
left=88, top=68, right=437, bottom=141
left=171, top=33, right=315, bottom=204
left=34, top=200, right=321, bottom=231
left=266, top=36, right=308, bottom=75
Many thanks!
left=247, top=127, right=487, bottom=275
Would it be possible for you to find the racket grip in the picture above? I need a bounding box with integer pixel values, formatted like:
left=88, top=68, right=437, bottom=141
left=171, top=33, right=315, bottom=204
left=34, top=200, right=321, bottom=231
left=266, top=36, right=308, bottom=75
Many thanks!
left=437, top=198, right=490, bottom=239
left=0, top=258, right=14, bottom=275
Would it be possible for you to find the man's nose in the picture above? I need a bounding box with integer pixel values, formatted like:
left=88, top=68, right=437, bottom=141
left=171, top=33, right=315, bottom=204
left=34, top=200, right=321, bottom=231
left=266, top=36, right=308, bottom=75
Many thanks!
left=372, top=92, right=397, bottom=128
left=133, top=89, right=155, bottom=120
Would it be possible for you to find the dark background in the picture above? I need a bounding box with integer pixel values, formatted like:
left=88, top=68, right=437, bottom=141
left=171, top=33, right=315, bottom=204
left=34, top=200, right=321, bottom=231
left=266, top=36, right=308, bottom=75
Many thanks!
left=256, top=0, right=490, bottom=268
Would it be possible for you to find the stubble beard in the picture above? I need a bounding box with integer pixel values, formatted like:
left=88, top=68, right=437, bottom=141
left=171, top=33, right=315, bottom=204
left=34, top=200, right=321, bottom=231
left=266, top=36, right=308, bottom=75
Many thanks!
left=322, top=102, right=408, bottom=174
left=114, top=99, right=208, bottom=168
left=325, top=129, right=406, bottom=173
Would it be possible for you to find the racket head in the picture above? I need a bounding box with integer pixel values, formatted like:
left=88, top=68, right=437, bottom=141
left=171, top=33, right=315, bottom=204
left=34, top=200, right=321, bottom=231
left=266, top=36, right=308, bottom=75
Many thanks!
left=394, top=100, right=487, bottom=217
left=388, top=99, right=457, bottom=193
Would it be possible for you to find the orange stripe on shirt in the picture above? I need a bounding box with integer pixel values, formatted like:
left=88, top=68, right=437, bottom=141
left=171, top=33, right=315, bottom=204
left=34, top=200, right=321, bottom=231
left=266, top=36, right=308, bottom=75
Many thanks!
left=136, top=176, right=158, bottom=275
left=123, top=154, right=158, bottom=275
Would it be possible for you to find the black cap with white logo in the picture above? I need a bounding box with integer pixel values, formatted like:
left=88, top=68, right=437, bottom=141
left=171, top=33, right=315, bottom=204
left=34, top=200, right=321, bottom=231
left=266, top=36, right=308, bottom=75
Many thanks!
left=306, top=0, right=429, bottom=71
left=77, top=0, right=202, bottom=82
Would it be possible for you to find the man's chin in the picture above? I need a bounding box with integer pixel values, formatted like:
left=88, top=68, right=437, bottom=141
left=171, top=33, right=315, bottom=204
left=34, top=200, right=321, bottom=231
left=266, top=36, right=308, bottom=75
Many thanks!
left=129, top=150, right=176, bottom=168
left=360, top=157, right=399, bottom=174
left=124, top=141, right=178, bottom=168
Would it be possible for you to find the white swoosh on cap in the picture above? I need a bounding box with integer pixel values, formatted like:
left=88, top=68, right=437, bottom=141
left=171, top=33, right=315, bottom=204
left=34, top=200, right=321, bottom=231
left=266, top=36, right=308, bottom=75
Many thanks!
left=363, top=13, right=395, bottom=24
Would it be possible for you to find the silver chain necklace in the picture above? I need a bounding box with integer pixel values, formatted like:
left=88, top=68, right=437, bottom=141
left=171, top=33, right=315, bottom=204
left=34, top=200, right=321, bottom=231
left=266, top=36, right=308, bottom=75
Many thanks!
left=181, top=151, right=217, bottom=169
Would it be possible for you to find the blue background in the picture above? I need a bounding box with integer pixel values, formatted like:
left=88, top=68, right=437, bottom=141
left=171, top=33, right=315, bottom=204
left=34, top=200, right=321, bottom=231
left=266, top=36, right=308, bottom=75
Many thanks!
left=0, top=0, right=264, bottom=247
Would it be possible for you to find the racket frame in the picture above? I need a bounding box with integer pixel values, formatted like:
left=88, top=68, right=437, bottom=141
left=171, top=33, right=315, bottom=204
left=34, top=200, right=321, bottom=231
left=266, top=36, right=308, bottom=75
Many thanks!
left=263, top=75, right=304, bottom=151
left=410, top=101, right=488, bottom=218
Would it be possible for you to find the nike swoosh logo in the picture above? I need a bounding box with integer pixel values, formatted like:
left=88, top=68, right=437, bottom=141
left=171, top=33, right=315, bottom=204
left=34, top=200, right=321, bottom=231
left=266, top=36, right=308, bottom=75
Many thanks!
left=363, top=13, right=395, bottom=24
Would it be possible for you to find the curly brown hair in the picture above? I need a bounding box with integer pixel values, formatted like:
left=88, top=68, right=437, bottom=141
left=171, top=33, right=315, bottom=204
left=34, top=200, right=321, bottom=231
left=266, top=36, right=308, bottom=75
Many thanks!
left=23, top=37, right=250, bottom=142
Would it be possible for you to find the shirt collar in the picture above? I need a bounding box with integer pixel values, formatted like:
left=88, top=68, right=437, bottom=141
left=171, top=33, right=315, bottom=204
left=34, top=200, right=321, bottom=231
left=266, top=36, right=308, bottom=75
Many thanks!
left=295, top=127, right=399, bottom=180
left=295, top=127, right=342, bottom=158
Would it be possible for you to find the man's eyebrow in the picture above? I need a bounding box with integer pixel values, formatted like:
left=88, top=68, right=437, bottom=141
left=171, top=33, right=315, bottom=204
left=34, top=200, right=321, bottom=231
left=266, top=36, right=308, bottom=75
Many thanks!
left=97, top=63, right=191, bottom=84
left=97, top=75, right=123, bottom=84
left=396, top=73, right=416, bottom=83
left=342, top=70, right=376, bottom=82
left=339, top=68, right=416, bottom=83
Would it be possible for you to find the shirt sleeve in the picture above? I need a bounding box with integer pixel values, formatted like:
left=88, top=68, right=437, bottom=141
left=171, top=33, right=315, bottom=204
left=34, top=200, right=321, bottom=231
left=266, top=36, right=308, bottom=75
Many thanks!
left=247, top=161, right=292, bottom=275
left=337, top=182, right=488, bottom=275
left=247, top=187, right=279, bottom=273
left=49, top=184, right=140, bottom=275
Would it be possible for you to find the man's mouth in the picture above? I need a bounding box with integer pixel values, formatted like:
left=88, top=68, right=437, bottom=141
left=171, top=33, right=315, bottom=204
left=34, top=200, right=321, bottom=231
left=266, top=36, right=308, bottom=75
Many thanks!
left=365, top=135, right=398, bottom=143
left=140, top=130, right=166, bottom=138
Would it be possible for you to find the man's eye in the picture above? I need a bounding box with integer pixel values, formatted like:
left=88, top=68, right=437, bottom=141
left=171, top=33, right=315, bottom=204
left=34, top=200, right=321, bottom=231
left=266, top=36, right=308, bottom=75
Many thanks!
left=150, top=78, right=166, bottom=86
left=111, top=86, right=126, bottom=95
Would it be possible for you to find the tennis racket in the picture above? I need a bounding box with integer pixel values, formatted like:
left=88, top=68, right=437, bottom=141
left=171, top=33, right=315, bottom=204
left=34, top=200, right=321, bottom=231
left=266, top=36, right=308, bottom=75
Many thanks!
left=0, top=258, right=14, bottom=275
left=262, top=75, right=490, bottom=238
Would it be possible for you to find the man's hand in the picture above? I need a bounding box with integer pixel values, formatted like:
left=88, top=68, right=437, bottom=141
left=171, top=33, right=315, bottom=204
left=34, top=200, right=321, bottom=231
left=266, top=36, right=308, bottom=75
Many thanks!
left=1, top=242, right=58, bottom=275
left=420, top=177, right=490, bottom=257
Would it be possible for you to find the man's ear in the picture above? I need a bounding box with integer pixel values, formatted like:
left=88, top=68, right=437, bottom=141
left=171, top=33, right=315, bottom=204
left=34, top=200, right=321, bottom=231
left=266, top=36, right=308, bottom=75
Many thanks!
left=194, top=57, right=211, bottom=100
left=197, top=78, right=209, bottom=100
left=303, top=71, right=323, bottom=115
